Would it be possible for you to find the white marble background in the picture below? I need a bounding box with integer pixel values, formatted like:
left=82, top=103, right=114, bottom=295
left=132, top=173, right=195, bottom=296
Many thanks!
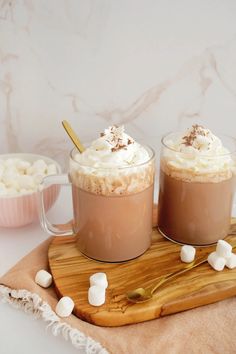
left=1, top=0, right=236, bottom=169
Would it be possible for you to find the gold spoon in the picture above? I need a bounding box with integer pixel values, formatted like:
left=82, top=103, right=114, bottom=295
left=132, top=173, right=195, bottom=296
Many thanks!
left=62, top=120, right=85, bottom=153
left=127, top=241, right=236, bottom=303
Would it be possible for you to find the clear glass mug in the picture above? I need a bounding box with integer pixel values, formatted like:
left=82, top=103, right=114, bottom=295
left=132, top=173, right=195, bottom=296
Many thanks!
left=158, top=132, right=236, bottom=246
left=39, top=146, right=155, bottom=262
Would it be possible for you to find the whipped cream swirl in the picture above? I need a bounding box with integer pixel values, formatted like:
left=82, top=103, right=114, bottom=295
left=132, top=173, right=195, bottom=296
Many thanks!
left=70, top=126, right=155, bottom=195
left=74, top=125, right=150, bottom=168
left=162, top=125, right=235, bottom=182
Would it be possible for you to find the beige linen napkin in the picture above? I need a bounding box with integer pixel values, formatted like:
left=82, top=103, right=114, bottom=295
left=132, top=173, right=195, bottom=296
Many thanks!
left=1, top=212, right=236, bottom=354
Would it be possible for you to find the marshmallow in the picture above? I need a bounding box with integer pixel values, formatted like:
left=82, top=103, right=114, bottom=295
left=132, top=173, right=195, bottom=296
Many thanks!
left=35, top=269, right=53, bottom=288
left=225, top=253, right=236, bottom=269
left=26, top=166, right=36, bottom=175
left=2, top=167, right=18, bottom=186
left=0, top=163, right=5, bottom=179
left=180, top=245, right=196, bottom=263
left=5, top=158, right=19, bottom=167
left=88, top=285, right=106, bottom=306
left=33, top=159, right=47, bottom=174
left=0, top=158, right=58, bottom=196
left=16, top=160, right=31, bottom=172
left=0, top=182, right=7, bottom=195
left=20, top=188, right=31, bottom=195
left=207, top=252, right=226, bottom=271
left=216, top=240, right=232, bottom=259
left=47, top=163, right=57, bottom=175
left=90, top=273, right=108, bottom=289
left=33, top=174, right=45, bottom=184
left=6, top=187, right=18, bottom=196
left=17, top=175, right=35, bottom=190
left=55, top=296, right=74, bottom=317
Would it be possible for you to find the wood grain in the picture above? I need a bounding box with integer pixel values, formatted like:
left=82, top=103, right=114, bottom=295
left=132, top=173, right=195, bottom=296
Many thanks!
left=48, top=219, right=236, bottom=327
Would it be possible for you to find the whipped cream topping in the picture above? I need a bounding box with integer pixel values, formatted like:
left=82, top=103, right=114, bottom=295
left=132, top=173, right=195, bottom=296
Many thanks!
left=70, top=126, right=155, bottom=195
left=162, top=125, right=235, bottom=182
left=73, top=125, right=150, bottom=168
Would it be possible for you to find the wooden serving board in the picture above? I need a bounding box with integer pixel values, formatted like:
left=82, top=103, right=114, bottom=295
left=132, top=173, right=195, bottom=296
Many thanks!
left=48, top=220, right=236, bottom=327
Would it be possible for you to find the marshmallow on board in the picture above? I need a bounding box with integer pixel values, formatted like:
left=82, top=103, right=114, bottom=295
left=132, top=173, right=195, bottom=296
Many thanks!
left=207, top=252, right=226, bottom=272
left=180, top=245, right=196, bottom=263
left=226, top=253, right=236, bottom=269
left=89, top=272, right=108, bottom=289
left=216, top=240, right=232, bottom=259
left=88, top=285, right=106, bottom=307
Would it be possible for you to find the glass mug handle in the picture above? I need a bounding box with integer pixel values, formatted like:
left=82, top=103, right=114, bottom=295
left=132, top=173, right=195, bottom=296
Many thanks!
left=38, top=174, right=73, bottom=236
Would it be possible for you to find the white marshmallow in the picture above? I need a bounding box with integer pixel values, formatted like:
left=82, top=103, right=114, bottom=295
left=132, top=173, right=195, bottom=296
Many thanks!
left=0, top=158, right=59, bottom=196
left=26, top=166, right=36, bottom=175
left=16, top=160, right=31, bottom=172
left=216, top=240, right=232, bottom=259
left=17, top=175, right=35, bottom=189
left=89, top=272, right=108, bottom=289
left=4, top=158, right=19, bottom=167
left=6, top=187, right=18, bottom=196
left=33, top=173, right=45, bottom=184
left=225, top=253, right=236, bottom=269
left=0, top=182, right=7, bottom=194
left=8, top=181, right=20, bottom=191
left=35, top=269, right=53, bottom=288
left=208, top=252, right=226, bottom=271
left=55, top=296, right=74, bottom=317
left=47, top=164, right=57, bottom=175
left=33, top=159, right=47, bottom=174
left=0, top=163, right=5, bottom=179
left=180, top=245, right=196, bottom=263
left=19, top=188, right=31, bottom=195
left=88, top=285, right=106, bottom=307
left=2, top=167, right=18, bottom=186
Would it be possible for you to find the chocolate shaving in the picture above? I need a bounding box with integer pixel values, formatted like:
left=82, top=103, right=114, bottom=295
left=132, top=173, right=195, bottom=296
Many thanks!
left=111, top=144, right=127, bottom=152
left=100, top=132, right=105, bottom=137
left=182, top=124, right=207, bottom=147
left=127, top=138, right=133, bottom=145
left=101, top=125, right=129, bottom=152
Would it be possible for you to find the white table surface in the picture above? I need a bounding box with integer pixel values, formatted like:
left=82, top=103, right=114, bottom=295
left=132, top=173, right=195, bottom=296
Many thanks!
left=0, top=188, right=84, bottom=354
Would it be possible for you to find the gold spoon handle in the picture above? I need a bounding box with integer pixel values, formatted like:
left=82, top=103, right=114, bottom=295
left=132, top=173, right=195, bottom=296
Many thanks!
left=150, top=241, right=236, bottom=296
left=62, top=120, right=85, bottom=153
left=150, top=257, right=207, bottom=295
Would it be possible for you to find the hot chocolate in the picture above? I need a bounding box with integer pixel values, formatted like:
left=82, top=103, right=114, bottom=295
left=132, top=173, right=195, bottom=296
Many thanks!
left=70, top=126, right=155, bottom=262
left=158, top=125, right=236, bottom=245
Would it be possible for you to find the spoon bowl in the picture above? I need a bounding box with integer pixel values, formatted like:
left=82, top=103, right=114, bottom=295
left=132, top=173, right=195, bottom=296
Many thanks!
left=126, top=288, right=153, bottom=303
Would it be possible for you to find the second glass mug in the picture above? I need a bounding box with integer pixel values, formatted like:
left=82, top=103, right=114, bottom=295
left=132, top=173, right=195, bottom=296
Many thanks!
left=158, top=132, right=236, bottom=246
left=39, top=146, right=155, bottom=262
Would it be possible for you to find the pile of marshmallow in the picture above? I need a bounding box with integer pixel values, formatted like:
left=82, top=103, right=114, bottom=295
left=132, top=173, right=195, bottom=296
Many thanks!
left=0, top=158, right=57, bottom=196
left=180, top=239, right=236, bottom=271
left=35, top=270, right=108, bottom=318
